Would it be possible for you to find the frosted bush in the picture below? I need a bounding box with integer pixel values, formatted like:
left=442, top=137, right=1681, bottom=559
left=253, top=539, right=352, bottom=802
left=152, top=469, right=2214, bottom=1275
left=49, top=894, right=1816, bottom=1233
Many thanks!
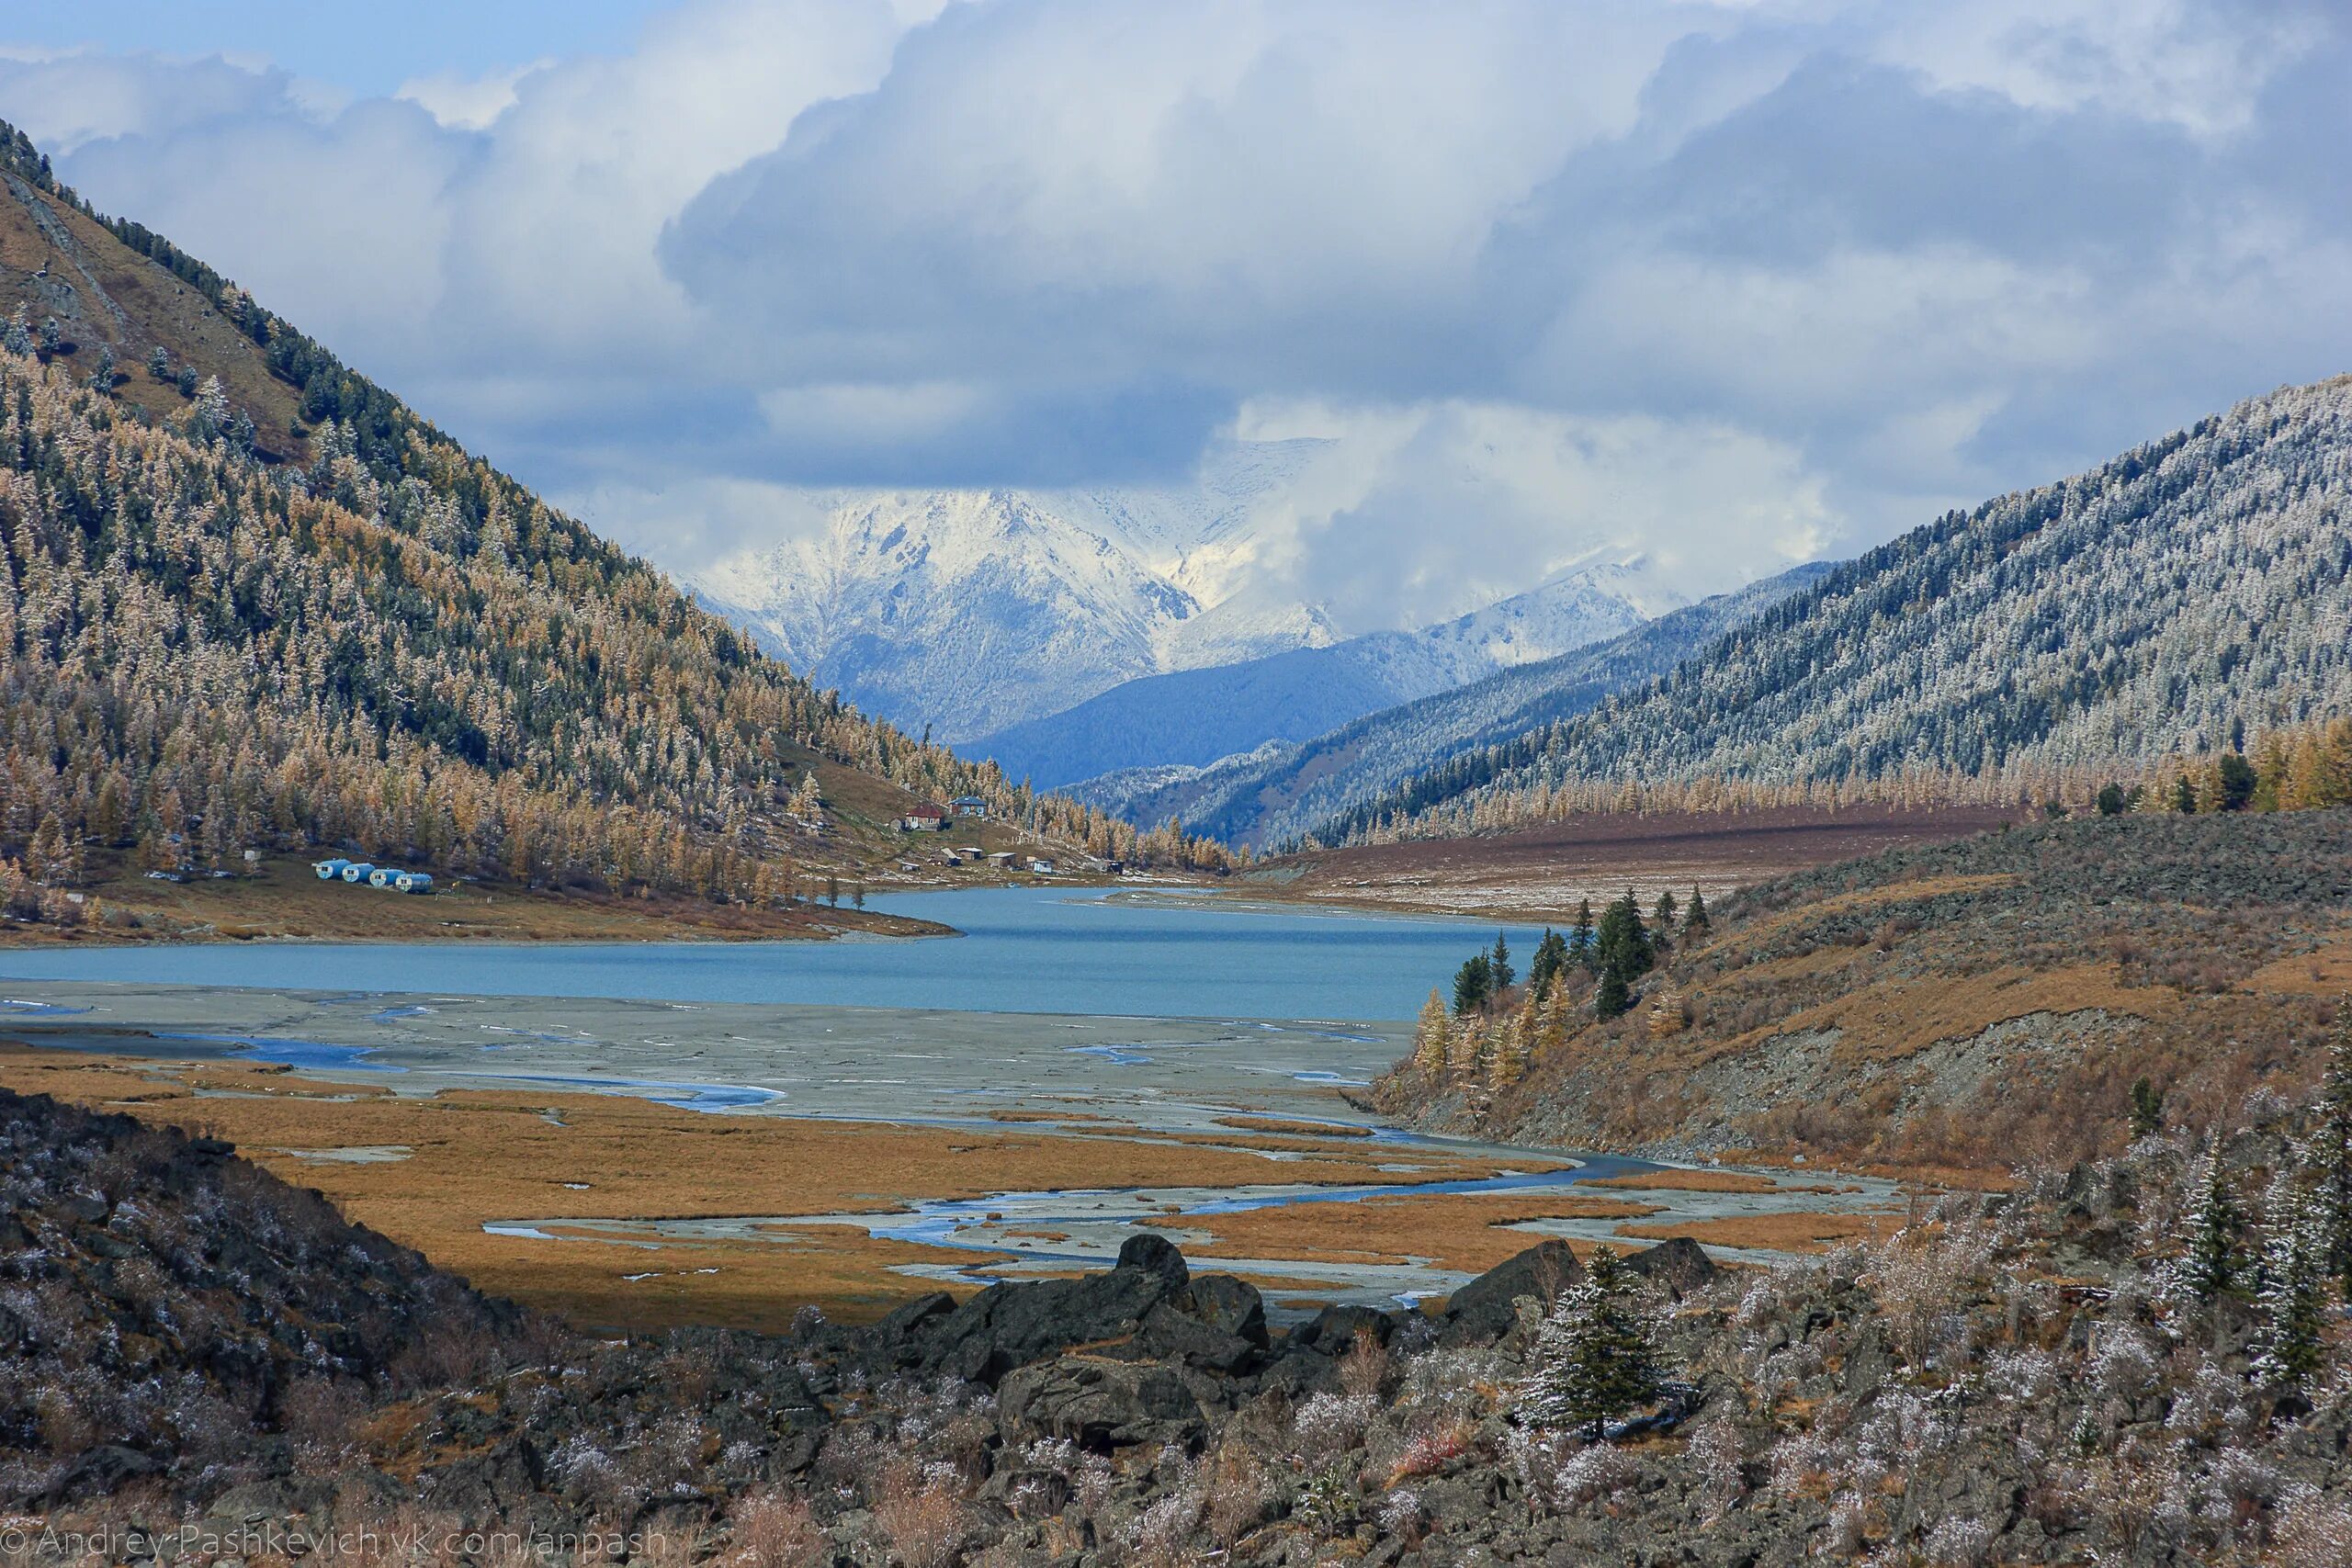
left=1292, top=1391, right=1378, bottom=1461
left=1923, top=1516, right=1994, bottom=1566
left=1122, top=1464, right=1204, bottom=1567
left=1684, top=1416, right=1746, bottom=1519
left=1396, top=1346, right=1506, bottom=1420
left=1377, top=1488, right=1427, bottom=1537
left=2091, top=1331, right=2160, bottom=1401
left=2272, top=1484, right=2352, bottom=1568
left=1983, top=1347, right=2057, bottom=1407
left=1826, top=1492, right=1869, bottom=1556
left=1552, top=1442, right=1636, bottom=1509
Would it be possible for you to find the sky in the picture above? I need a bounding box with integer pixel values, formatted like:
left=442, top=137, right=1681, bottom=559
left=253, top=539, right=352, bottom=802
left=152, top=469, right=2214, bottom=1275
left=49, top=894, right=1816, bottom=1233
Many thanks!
left=2, top=0, right=2346, bottom=634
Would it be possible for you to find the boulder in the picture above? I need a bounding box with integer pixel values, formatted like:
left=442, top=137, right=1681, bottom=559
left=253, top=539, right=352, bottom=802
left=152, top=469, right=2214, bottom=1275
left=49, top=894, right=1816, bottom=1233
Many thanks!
left=1131, top=1302, right=1262, bottom=1373
left=1115, top=1233, right=1191, bottom=1290
left=998, top=1358, right=1205, bottom=1451
left=1441, top=1240, right=1586, bottom=1344
left=1621, top=1236, right=1718, bottom=1300
left=913, top=1239, right=1193, bottom=1383
left=1183, top=1274, right=1269, bottom=1348
left=1293, top=1303, right=1396, bottom=1354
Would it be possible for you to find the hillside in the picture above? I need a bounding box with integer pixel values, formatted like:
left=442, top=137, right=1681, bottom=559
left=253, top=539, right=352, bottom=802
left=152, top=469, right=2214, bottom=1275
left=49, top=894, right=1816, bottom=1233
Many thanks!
left=0, top=119, right=1192, bottom=928
left=1086, top=565, right=1832, bottom=848
left=1385, top=809, right=2352, bottom=1173
left=1334, top=378, right=2352, bottom=843
left=972, top=560, right=1673, bottom=794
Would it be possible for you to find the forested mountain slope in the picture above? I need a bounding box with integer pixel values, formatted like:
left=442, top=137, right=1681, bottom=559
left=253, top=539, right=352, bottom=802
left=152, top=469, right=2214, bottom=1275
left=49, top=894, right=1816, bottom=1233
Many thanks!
left=972, top=559, right=1672, bottom=793
left=1077, top=565, right=1830, bottom=849
left=0, top=119, right=1168, bottom=911
left=1334, top=378, right=2352, bottom=843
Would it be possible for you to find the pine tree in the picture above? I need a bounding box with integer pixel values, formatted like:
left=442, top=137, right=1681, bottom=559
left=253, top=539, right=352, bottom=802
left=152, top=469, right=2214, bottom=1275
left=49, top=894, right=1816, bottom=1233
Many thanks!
left=1489, top=932, right=1515, bottom=992
left=1682, top=886, right=1709, bottom=939
left=1528, top=928, right=1568, bottom=998
left=2173, top=775, right=2198, bottom=814
left=2253, top=1176, right=2330, bottom=1397
left=1570, top=898, right=1596, bottom=968
left=2167, top=1140, right=2247, bottom=1311
left=1594, top=965, right=1632, bottom=1021
left=2127, top=1077, right=2165, bottom=1141
left=1519, top=1246, right=1661, bottom=1441
left=1412, top=989, right=1450, bottom=1074
left=1453, top=953, right=1494, bottom=1015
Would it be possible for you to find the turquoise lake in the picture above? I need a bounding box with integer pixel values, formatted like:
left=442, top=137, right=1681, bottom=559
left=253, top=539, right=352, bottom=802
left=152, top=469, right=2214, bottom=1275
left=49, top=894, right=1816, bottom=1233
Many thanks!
left=0, top=887, right=1553, bottom=1021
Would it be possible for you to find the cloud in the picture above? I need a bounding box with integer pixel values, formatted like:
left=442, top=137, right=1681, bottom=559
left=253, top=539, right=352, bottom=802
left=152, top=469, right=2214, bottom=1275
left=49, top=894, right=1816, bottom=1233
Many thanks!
left=395, top=62, right=549, bottom=130
left=2, top=0, right=2345, bottom=632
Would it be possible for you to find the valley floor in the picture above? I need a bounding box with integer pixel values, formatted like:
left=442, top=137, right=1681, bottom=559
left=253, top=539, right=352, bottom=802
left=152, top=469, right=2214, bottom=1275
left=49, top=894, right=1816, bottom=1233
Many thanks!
left=0, top=980, right=1902, bottom=1332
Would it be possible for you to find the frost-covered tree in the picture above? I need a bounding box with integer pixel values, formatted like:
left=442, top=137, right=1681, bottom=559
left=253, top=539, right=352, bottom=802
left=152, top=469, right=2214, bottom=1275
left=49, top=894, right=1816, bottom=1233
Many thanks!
left=2165, top=1141, right=2246, bottom=1313
left=147, top=344, right=172, bottom=378
left=1519, top=1246, right=1661, bottom=1441
left=189, top=375, right=232, bottom=443
left=2253, top=1177, right=2330, bottom=1397
left=2, top=307, right=29, bottom=356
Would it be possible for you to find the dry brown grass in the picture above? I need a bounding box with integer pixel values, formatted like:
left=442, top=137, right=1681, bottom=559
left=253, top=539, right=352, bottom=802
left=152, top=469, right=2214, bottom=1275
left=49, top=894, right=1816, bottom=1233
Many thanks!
left=1214, top=1114, right=1375, bottom=1138
left=1612, top=1211, right=1897, bottom=1253
left=1182, top=1190, right=1665, bottom=1274
left=1584, top=1168, right=1781, bottom=1193
left=2245, top=932, right=2352, bottom=996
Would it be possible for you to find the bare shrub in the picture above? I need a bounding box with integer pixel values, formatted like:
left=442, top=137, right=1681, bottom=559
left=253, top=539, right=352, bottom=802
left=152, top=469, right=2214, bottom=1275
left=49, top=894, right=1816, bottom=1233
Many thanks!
left=872, top=1458, right=967, bottom=1568
left=279, top=1376, right=368, bottom=1474
left=727, top=1487, right=824, bottom=1568
left=1338, top=1326, right=1391, bottom=1401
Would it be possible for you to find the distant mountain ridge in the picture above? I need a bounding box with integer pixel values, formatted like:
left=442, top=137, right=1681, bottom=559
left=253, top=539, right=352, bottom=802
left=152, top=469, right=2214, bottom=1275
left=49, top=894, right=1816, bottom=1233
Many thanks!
left=1334, top=377, right=2352, bottom=842
left=1069, top=564, right=1832, bottom=847
left=967, top=558, right=1680, bottom=790
left=685, top=445, right=1348, bottom=742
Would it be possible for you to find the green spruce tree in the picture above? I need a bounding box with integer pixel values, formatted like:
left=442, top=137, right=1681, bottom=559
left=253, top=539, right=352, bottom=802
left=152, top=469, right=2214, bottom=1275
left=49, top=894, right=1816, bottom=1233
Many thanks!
left=1489, top=931, right=1515, bottom=993
left=1681, top=886, right=1709, bottom=939
left=2167, top=1139, right=2247, bottom=1312
left=1453, top=953, right=1494, bottom=1015
left=2253, top=1175, right=2330, bottom=1397
left=2129, top=1076, right=2165, bottom=1142
left=1570, top=898, right=1596, bottom=970
left=1528, top=928, right=1569, bottom=998
left=1520, top=1246, right=1661, bottom=1441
